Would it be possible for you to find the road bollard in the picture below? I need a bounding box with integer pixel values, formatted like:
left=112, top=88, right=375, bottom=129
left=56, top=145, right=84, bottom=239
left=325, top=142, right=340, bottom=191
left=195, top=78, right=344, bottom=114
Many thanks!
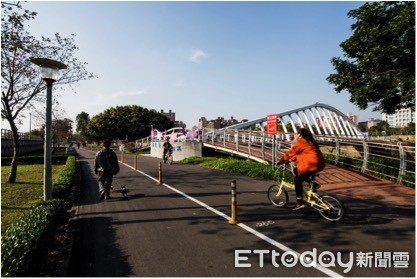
left=121, top=151, right=125, bottom=163
left=158, top=162, right=163, bottom=185
left=229, top=179, right=239, bottom=225
left=134, top=155, right=138, bottom=171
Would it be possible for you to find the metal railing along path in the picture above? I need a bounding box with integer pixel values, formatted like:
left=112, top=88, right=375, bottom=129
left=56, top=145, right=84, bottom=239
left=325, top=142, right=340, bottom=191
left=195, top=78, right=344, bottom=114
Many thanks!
left=202, top=128, right=415, bottom=187
left=1, top=128, right=43, bottom=141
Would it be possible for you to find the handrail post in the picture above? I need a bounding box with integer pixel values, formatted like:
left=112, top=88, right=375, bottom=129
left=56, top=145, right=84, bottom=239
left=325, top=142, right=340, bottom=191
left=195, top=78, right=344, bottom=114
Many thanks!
left=398, top=142, right=406, bottom=184
left=361, top=139, right=369, bottom=173
left=261, top=131, right=266, bottom=161
left=223, top=129, right=226, bottom=148
left=248, top=128, right=252, bottom=157
left=335, top=137, right=340, bottom=165
left=235, top=129, right=239, bottom=152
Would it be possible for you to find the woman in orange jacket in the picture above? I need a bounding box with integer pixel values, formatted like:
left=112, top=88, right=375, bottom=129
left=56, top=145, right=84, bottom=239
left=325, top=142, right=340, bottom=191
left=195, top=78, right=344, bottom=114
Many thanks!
left=277, top=128, right=325, bottom=210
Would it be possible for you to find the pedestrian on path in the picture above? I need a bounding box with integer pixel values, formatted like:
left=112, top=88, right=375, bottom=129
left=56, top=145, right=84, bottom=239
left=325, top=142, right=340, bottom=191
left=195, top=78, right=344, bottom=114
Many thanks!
left=94, top=139, right=120, bottom=200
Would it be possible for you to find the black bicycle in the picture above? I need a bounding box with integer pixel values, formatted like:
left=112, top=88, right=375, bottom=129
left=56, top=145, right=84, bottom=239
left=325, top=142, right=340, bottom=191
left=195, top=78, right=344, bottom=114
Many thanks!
left=163, top=149, right=173, bottom=165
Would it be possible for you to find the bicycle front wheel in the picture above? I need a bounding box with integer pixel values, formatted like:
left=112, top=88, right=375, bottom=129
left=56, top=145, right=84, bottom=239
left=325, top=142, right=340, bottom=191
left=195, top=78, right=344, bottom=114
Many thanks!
left=317, top=195, right=346, bottom=222
left=267, top=185, right=288, bottom=208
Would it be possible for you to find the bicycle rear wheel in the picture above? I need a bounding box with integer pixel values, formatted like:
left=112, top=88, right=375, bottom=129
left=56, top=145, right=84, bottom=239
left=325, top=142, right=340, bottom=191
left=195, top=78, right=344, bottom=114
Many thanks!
left=167, top=154, right=173, bottom=165
left=317, top=195, right=346, bottom=222
left=267, top=185, right=288, bottom=208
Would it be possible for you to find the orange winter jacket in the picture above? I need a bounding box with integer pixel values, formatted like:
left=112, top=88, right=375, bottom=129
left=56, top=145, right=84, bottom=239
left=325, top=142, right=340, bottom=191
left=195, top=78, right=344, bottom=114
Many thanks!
left=277, top=136, right=325, bottom=175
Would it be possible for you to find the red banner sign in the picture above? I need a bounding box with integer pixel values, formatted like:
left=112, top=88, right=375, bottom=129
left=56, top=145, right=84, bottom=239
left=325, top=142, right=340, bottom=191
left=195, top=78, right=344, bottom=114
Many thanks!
left=267, top=114, right=278, bottom=135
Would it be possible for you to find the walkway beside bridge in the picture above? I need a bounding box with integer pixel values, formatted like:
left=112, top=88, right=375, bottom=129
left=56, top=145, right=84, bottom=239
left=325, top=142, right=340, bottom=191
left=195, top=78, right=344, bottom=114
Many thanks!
left=311, top=163, right=414, bottom=207
left=65, top=148, right=414, bottom=277
left=204, top=141, right=414, bottom=207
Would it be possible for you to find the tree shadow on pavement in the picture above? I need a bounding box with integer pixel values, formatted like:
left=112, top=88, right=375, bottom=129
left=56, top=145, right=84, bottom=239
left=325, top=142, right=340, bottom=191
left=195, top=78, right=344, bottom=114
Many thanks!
left=67, top=216, right=133, bottom=276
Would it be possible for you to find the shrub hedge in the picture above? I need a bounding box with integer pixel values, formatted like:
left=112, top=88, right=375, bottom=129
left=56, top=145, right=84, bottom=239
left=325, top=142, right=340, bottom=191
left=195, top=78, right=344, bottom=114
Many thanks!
left=1, top=199, right=65, bottom=277
left=1, top=147, right=70, bottom=165
left=53, top=155, right=77, bottom=199
left=1, top=155, right=68, bottom=165
left=1, top=155, right=77, bottom=277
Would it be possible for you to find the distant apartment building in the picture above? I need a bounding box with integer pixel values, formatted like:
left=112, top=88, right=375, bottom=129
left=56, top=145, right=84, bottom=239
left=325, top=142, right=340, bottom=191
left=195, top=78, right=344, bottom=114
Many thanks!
left=345, top=113, right=359, bottom=125
left=381, top=108, right=415, bottom=128
left=160, top=109, right=175, bottom=122
left=198, top=117, right=208, bottom=130
left=358, top=118, right=381, bottom=131
left=199, top=116, right=240, bottom=129
left=160, top=109, right=186, bottom=128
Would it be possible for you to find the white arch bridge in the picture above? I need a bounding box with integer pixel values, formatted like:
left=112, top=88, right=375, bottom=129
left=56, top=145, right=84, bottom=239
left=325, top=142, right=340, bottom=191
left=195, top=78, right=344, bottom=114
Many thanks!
left=208, top=103, right=364, bottom=138
left=134, top=103, right=414, bottom=186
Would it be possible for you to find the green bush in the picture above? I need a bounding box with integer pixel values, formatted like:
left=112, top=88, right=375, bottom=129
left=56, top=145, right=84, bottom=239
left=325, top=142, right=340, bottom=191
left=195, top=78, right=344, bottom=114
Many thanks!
left=53, top=155, right=77, bottom=199
left=1, top=199, right=65, bottom=277
left=1, top=155, right=78, bottom=276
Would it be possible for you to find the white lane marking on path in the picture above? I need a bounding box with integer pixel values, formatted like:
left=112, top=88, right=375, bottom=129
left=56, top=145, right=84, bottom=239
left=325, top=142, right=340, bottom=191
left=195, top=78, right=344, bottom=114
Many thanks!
left=120, top=161, right=344, bottom=278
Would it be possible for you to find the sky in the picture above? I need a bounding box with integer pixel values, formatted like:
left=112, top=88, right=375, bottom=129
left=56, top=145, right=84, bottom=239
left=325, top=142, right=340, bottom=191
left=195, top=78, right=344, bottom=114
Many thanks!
left=3, top=1, right=382, bottom=134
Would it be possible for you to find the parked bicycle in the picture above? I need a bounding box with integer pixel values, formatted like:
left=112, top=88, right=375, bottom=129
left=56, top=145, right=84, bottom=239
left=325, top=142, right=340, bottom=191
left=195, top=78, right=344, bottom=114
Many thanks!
left=267, top=163, right=346, bottom=222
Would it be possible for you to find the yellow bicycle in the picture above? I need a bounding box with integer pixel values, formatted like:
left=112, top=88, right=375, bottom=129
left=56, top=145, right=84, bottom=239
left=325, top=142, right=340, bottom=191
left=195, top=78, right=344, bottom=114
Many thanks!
left=267, top=163, right=346, bottom=222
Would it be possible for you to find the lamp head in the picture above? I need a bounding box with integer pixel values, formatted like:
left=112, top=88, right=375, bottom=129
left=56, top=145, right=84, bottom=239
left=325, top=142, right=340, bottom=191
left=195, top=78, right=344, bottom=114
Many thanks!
left=30, top=58, right=67, bottom=82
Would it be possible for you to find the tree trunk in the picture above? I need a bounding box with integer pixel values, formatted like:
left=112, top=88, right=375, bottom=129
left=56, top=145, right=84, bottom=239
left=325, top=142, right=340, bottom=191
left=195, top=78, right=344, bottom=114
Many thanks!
left=7, top=121, right=20, bottom=183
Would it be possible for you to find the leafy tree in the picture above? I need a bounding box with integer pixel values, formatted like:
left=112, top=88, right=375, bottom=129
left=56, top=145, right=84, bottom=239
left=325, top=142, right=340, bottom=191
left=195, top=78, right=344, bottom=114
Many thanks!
left=1, top=3, right=95, bottom=182
left=402, top=122, right=415, bottom=135
left=369, top=120, right=391, bottom=136
left=86, top=105, right=174, bottom=142
left=52, top=118, right=72, bottom=147
left=327, top=1, right=415, bottom=114
left=27, top=128, right=43, bottom=139
left=75, top=111, right=90, bottom=140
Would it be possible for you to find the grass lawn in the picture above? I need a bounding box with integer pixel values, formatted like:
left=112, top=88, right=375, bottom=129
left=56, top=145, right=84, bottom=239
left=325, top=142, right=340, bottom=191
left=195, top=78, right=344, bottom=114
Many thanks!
left=181, top=156, right=279, bottom=180
left=1, top=164, right=66, bottom=233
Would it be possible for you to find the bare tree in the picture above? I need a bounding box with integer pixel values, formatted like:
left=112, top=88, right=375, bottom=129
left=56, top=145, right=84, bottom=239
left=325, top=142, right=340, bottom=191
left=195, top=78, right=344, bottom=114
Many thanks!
left=1, top=2, right=96, bottom=182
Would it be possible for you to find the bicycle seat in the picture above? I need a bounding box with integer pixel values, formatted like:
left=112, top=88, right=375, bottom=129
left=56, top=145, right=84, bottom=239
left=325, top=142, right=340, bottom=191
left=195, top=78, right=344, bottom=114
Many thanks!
left=309, top=173, right=320, bottom=180
left=308, top=173, right=321, bottom=192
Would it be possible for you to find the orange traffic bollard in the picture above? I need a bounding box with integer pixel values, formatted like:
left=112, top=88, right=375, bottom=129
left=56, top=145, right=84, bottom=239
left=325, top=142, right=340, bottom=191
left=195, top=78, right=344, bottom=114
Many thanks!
left=229, top=180, right=239, bottom=225
left=158, top=161, right=163, bottom=185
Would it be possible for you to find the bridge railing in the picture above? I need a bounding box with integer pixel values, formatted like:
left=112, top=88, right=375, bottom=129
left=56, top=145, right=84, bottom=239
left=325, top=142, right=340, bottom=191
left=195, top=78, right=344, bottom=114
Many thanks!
left=202, top=128, right=415, bottom=187
left=1, top=129, right=44, bottom=156
left=1, top=129, right=43, bottom=141
left=134, top=136, right=151, bottom=150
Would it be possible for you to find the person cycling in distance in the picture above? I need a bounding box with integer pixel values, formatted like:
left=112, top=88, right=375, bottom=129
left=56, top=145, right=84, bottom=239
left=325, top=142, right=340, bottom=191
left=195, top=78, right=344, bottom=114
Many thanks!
left=162, top=137, right=173, bottom=163
left=276, top=128, right=325, bottom=210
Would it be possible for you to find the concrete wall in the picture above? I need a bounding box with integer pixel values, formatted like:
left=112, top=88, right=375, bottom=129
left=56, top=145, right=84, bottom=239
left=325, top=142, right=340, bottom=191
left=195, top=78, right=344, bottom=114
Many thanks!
left=150, top=141, right=202, bottom=161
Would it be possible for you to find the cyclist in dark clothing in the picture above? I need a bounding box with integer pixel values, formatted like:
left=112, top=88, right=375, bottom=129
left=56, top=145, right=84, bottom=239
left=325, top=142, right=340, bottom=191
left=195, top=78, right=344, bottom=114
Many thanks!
left=162, top=137, right=173, bottom=163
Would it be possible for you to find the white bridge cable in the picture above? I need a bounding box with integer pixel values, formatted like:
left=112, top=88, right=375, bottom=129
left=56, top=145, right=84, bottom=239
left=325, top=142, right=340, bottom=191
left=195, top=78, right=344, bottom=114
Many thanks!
left=200, top=103, right=364, bottom=139
left=309, top=109, right=323, bottom=136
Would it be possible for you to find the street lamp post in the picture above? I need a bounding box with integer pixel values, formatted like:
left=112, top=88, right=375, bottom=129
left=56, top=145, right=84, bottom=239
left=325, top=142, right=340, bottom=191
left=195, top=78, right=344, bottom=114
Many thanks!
left=30, top=58, right=67, bottom=200
left=29, top=112, right=31, bottom=139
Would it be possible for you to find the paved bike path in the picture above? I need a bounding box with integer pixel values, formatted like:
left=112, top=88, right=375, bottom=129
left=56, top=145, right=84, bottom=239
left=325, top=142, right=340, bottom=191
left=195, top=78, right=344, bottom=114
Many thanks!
left=67, top=148, right=415, bottom=277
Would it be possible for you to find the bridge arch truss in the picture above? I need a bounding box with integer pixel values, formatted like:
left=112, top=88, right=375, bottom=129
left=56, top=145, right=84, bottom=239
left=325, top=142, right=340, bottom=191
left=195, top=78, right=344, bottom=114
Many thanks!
left=222, top=103, right=363, bottom=139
